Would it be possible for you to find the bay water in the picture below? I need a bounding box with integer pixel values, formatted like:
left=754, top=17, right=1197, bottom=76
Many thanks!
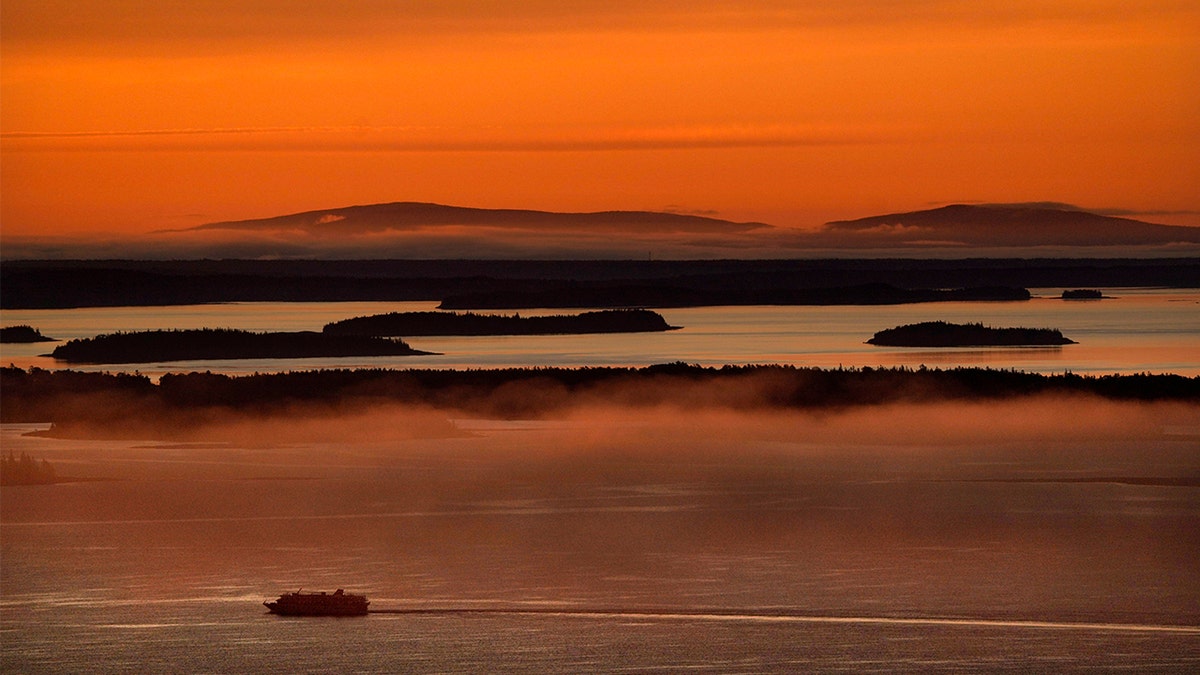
left=2, top=288, right=1199, bottom=672
left=1, top=288, right=1198, bottom=377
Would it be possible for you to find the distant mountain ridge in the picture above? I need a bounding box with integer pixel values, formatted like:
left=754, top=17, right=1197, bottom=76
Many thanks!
left=193, top=200, right=1200, bottom=247
left=191, top=201, right=768, bottom=236
left=823, top=204, right=1200, bottom=247
left=123, top=200, right=1200, bottom=258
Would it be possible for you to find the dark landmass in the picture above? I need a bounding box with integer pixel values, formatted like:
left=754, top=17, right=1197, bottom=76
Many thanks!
left=158, top=201, right=1200, bottom=256
left=1, top=451, right=57, bottom=486
left=4, top=365, right=1196, bottom=439
left=867, top=321, right=1076, bottom=347
left=3, top=258, right=1195, bottom=309
left=49, top=328, right=433, bottom=364
left=0, top=325, right=55, bottom=343
left=9, top=201, right=1200, bottom=259
left=191, top=201, right=767, bottom=236
left=198, top=202, right=1199, bottom=248
left=1062, top=289, right=1104, bottom=300
left=823, top=203, right=1200, bottom=247
left=323, top=309, right=678, bottom=336
left=437, top=283, right=1028, bottom=309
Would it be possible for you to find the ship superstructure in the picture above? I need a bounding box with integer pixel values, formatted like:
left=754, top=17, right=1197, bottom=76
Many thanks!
left=264, top=589, right=369, bottom=616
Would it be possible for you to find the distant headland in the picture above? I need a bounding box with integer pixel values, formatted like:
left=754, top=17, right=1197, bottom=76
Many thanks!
left=867, top=321, right=1076, bottom=347
left=437, top=284, right=1030, bottom=310
left=5, top=258, right=1195, bottom=310
left=49, top=328, right=433, bottom=364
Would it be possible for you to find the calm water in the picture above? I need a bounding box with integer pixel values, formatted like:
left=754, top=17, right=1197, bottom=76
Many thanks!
left=3, top=404, right=1200, bottom=672
left=1, top=288, right=1198, bottom=377
left=3, top=289, right=1199, bottom=672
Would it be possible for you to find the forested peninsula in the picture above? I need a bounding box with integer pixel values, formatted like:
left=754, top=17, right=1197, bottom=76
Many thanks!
left=323, top=309, right=677, bottom=336
left=867, top=322, right=1076, bottom=347
left=49, top=329, right=432, bottom=364
left=4, top=365, right=1196, bottom=439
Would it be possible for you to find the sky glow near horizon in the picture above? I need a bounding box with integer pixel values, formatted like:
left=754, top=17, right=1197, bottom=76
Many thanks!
left=1, top=1, right=1198, bottom=255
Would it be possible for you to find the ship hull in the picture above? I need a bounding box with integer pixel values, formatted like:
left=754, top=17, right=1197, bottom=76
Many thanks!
left=263, top=602, right=368, bottom=617
left=264, top=589, right=369, bottom=617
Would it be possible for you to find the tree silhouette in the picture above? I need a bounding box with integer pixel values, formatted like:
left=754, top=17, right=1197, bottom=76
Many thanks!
left=1, top=451, right=57, bottom=485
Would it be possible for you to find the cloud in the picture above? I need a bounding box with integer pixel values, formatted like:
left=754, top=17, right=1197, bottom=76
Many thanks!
left=0, top=123, right=903, bottom=153
left=6, top=1, right=1195, bottom=56
left=845, top=223, right=934, bottom=236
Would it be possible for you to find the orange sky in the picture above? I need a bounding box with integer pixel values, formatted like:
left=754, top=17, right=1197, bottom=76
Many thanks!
left=2, top=1, right=1198, bottom=250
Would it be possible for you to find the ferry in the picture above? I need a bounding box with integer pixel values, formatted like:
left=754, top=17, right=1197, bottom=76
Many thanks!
left=264, top=589, right=369, bottom=616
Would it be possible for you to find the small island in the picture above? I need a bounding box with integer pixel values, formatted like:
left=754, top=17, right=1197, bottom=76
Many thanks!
left=50, top=328, right=434, bottom=364
left=867, top=321, right=1076, bottom=347
left=0, top=325, right=55, bottom=343
left=323, top=309, right=679, bottom=337
left=1062, top=289, right=1104, bottom=300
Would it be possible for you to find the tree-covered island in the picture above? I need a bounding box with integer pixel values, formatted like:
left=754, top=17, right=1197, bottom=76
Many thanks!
left=867, top=321, right=1076, bottom=347
left=0, top=325, right=55, bottom=343
left=1062, top=289, right=1104, bottom=300
left=323, top=309, right=678, bottom=336
left=50, top=328, right=434, bottom=364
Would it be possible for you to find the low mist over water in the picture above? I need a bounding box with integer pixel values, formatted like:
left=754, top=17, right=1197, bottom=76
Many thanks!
left=3, top=395, right=1198, bottom=672
left=3, top=287, right=1198, bottom=671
